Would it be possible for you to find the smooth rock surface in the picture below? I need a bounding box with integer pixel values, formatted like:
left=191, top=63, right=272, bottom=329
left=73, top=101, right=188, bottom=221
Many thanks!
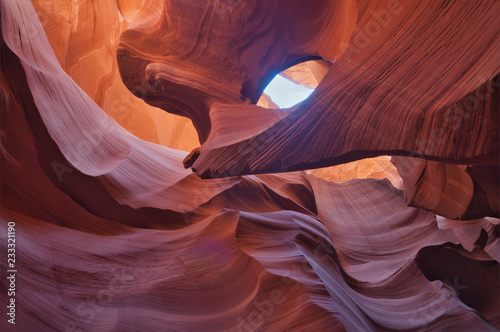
left=1, top=1, right=498, bottom=331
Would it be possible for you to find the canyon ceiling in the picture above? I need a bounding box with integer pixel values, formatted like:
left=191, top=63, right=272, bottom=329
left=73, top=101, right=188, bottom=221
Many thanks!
left=1, top=0, right=499, bottom=331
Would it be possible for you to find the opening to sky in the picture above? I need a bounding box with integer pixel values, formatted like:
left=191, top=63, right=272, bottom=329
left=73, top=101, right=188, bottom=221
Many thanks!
left=262, top=74, right=315, bottom=108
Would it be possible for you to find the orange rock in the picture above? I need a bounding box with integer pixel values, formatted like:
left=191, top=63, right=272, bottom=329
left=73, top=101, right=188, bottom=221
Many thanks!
left=1, top=0, right=499, bottom=331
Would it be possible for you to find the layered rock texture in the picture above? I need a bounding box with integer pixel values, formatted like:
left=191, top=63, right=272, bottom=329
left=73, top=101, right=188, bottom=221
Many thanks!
left=1, top=0, right=499, bottom=331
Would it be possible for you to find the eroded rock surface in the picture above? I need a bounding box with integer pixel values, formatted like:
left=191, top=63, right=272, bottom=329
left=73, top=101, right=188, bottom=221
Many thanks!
left=1, top=1, right=498, bottom=331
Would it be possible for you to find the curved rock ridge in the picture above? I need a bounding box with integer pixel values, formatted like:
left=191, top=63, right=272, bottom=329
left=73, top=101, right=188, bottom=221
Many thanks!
left=1, top=1, right=499, bottom=332
left=188, top=0, right=499, bottom=177
left=308, top=156, right=402, bottom=189
left=279, top=60, right=332, bottom=90
left=263, top=58, right=401, bottom=187
left=393, top=157, right=500, bottom=220
left=31, top=0, right=200, bottom=152
left=117, top=0, right=357, bottom=142
left=2, top=0, right=237, bottom=213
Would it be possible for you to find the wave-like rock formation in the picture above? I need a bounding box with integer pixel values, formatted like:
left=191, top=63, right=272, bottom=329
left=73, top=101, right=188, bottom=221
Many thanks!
left=186, top=0, right=499, bottom=177
left=1, top=0, right=499, bottom=331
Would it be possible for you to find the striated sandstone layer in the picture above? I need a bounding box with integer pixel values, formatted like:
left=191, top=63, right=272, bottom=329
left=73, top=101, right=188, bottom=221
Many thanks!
left=187, top=0, right=499, bottom=177
left=1, top=1, right=499, bottom=332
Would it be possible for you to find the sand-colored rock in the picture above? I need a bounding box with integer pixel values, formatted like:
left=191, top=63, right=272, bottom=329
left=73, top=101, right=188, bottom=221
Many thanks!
left=31, top=0, right=200, bottom=152
left=308, top=156, right=402, bottom=188
left=1, top=1, right=499, bottom=331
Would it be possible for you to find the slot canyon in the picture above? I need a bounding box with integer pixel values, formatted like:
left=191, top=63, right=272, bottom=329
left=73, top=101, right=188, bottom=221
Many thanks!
left=1, top=0, right=499, bottom=331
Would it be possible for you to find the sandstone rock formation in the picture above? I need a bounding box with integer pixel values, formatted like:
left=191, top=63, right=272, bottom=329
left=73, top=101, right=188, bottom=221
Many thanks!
left=1, top=0, right=498, bottom=331
left=186, top=0, right=499, bottom=177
